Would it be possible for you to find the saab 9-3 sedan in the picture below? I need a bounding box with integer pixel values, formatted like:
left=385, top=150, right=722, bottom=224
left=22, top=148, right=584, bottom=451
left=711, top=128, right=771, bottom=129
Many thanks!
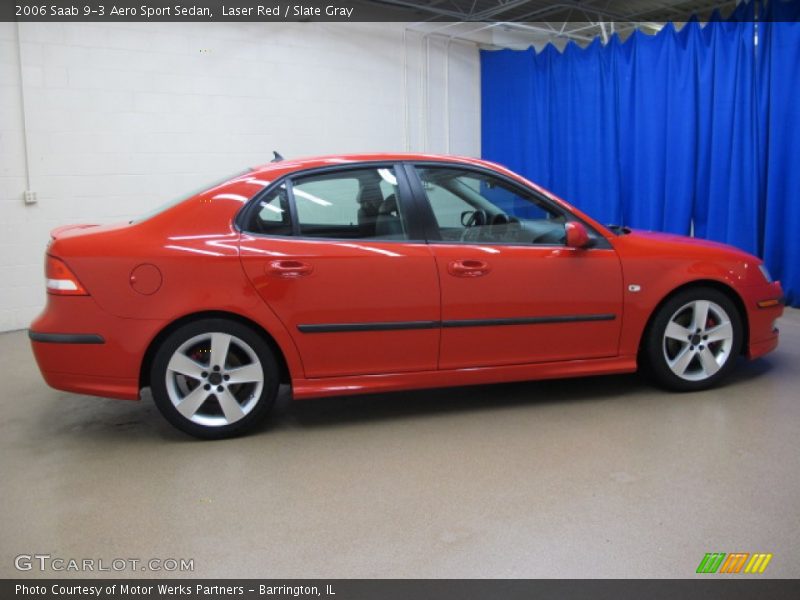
left=29, top=154, right=783, bottom=438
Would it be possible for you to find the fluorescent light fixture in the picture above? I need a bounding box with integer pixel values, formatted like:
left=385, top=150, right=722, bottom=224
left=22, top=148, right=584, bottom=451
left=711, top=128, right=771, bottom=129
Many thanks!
left=642, top=22, right=664, bottom=32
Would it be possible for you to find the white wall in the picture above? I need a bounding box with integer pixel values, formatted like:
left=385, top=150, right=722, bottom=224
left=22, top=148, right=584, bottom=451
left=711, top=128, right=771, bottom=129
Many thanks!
left=0, top=22, right=481, bottom=332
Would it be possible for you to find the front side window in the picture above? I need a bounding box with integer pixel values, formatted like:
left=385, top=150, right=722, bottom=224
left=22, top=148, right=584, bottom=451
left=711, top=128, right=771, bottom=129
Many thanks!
left=416, top=167, right=568, bottom=245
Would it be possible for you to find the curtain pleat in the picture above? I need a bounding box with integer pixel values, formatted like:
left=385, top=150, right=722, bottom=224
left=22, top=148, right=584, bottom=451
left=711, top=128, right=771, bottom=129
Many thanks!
left=761, top=2, right=800, bottom=305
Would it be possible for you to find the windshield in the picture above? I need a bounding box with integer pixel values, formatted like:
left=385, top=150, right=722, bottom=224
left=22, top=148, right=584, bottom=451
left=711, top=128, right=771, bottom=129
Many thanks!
left=131, top=169, right=251, bottom=224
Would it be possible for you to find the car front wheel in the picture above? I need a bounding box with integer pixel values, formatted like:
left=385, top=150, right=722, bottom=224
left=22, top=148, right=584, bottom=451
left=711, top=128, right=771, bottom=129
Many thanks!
left=150, top=318, right=279, bottom=439
left=644, top=287, right=743, bottom=391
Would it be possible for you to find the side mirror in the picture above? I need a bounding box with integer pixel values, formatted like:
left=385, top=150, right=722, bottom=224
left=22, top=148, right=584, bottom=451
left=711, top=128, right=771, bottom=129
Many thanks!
left=565, top=222, right=593, bottom=249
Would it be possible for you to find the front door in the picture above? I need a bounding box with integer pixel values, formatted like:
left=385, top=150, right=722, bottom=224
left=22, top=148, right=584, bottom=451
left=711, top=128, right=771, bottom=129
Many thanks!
left=408, top=164, right=623, bottom=370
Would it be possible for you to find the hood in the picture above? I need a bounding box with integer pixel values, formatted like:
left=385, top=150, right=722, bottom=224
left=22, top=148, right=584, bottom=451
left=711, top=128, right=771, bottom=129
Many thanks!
left=622, top=229, right=754, bottom=260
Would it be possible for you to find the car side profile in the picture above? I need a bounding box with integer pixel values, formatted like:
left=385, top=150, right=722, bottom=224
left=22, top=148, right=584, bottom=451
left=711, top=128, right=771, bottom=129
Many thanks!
left=29, top=153, right=784, bottom=438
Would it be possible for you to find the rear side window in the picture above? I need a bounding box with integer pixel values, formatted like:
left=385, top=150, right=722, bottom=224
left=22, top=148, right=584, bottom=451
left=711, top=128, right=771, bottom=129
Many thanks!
left=254, top=183, right=292, bottom=236
left=246, top=167, right=409, bottom=240
left=294, top=176, right=361, bottom=232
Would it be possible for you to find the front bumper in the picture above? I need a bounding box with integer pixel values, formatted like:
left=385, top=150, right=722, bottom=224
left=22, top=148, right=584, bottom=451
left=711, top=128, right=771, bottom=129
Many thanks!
left=741, top=281, right=783, bottom=360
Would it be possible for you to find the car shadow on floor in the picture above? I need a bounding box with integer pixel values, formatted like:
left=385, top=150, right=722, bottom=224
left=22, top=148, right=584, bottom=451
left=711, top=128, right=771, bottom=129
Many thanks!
left=36, top=355, right=778, bottom=442
left=278, top=373, right=644, bottom=430
left=275, top=354, right=777, bottom=431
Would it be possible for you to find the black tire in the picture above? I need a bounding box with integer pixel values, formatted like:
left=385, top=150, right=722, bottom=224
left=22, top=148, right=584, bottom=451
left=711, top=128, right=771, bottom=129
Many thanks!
left=150, top=318, right=279, bottom=439
left=642, top=287, right=743, bottom=392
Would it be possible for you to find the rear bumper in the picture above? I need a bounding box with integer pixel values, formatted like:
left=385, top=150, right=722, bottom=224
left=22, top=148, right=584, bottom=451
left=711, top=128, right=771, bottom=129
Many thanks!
left=28, top=331, right=105, bottom=344
left=32, top=367, right=141, bottom=401
left=29, top=295, right=164, bottom=401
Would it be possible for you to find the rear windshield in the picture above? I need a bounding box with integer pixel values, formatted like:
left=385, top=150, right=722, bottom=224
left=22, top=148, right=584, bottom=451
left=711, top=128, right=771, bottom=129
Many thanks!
left=131, top=169, right=251, bottom=224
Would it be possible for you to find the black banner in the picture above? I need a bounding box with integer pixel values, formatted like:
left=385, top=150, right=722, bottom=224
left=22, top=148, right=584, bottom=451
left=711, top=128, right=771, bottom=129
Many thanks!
left=3, top=0, right=798, bottom=23
left=4, top=579, right=800, bottom=600
left=5, top=1, right=417, bottom=22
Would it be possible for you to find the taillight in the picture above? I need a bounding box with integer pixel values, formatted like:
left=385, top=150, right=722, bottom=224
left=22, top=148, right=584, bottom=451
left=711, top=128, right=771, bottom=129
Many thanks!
left=45, top=255, right=88, bottom=296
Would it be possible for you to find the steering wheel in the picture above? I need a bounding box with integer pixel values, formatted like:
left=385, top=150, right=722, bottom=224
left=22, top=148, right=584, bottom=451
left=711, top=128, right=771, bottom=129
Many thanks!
left=464, top=209, right=487, bottom=228
left=460, top=209, right=488, bottom=242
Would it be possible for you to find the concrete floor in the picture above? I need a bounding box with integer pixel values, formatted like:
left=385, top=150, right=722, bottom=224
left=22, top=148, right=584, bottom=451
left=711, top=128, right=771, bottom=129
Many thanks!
left=1, top=310, right=799, bottom=579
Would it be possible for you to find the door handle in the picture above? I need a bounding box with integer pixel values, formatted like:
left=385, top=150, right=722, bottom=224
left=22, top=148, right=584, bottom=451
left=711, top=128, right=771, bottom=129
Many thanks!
left=448, top=259, right=491, bottom=278
left=267, top=260, right=313, bottom=278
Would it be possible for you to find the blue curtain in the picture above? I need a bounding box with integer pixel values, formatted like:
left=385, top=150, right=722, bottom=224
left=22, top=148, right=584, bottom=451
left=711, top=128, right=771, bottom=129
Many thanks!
left=480, top=0, right=800, bottom=306
left=761, top=3, right=800, bottom=305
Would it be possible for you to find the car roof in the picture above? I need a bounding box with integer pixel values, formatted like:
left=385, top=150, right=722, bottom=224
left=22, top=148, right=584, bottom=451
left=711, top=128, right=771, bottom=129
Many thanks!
left=248, top=153, right=503, bottom=178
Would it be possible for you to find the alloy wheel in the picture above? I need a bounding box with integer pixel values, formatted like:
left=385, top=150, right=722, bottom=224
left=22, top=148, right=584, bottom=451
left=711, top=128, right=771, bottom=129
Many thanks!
left=662, top=300, right=734, bottom=382
left=165, top=332, right=264, bottom=427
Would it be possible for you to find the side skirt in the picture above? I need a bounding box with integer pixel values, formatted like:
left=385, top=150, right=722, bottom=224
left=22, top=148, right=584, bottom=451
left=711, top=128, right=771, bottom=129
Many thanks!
left=292, top=355, right=638, bottom=400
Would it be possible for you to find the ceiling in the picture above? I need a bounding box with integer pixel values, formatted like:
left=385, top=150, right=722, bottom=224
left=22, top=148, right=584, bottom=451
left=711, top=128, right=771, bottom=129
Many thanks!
left=372, top=0, right=742, bottom=46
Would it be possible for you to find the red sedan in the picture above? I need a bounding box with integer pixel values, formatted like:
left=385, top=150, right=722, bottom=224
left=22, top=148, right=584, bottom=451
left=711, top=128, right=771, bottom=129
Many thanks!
left=29, top=154, right=784, bottom=438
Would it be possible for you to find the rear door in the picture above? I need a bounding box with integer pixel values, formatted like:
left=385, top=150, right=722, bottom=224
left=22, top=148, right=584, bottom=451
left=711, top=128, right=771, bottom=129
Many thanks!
left=238, top=164, right=441, bottom=378
left=407, top=164, right=624, bottom=370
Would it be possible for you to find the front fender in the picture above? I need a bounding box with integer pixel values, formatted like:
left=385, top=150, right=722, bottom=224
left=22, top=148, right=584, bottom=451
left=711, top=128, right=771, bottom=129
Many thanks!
left=612, top=234, right=762, bottom=357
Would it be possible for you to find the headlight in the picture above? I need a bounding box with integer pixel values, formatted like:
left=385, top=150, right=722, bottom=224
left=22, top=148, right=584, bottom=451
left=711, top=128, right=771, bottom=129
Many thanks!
left=758, top=263, right=773, bottom=283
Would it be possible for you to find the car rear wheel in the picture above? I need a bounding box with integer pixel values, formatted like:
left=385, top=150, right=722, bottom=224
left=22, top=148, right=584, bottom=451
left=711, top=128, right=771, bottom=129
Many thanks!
left=151, top=318, right=279, bottom=439
left=643, top=287, right=743, bottom=391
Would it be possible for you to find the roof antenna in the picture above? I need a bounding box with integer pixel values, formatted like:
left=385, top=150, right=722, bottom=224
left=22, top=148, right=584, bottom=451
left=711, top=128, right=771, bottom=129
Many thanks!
left=271, top=151, right=284, bottom=162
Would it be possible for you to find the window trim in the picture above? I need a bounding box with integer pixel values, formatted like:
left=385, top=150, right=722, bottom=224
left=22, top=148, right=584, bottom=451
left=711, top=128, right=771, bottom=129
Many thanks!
left=235, top=161, right=427, bottom=243
left=285, top=178, right=301, bottom=236
left=235, top=159, right=611, bottom=250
